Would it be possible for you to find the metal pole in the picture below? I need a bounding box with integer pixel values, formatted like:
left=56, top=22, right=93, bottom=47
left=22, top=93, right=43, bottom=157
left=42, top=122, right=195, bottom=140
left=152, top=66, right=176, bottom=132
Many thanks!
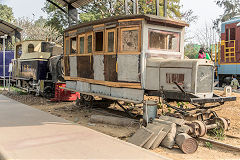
left=125, top=0, right=129, bottom=15
left=133, top=0, right=136, bottom=14
left=3, top=35, right=6, bottom=90
left=164, top=0, right=167, bottom=17
left=156, top=0, right=160, bottom=16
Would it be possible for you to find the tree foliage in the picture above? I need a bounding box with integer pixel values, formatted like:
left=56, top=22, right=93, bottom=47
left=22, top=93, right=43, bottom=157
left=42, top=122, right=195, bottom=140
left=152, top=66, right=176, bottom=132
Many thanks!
left=43, top=0, right=183, bottom=32
left=14, top=17, right=63, bottom=44
left=214, top=0, right=240, bottom=31
left=0, top=4, right=14, bottom=22
left=184, top=43, right=200, bottom=59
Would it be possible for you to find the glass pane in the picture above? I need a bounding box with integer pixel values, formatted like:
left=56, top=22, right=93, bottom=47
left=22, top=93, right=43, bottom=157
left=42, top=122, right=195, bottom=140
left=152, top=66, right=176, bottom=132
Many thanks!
left=108, top=32, right=114, bottom=52
left=80, top=37, right=84, bottom=54
left=121, top=29, right=138, bottom=51
left=95, top=32, right=103, bottom=51
left=88, top=35, right=92, bottom=53
left=70, top=37, right=77, bottom=54
left=149, top=30, right=180, bottom=52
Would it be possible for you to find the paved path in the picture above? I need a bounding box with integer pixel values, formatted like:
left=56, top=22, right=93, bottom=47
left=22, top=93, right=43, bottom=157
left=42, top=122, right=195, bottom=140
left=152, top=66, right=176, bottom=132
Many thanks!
left=0, top=95, right=169, bottom=160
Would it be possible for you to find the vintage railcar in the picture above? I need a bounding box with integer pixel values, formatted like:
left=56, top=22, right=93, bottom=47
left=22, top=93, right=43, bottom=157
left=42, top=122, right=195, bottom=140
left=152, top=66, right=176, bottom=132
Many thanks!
left=215, top=15, right=240, bottom=86
left=12, top=40, right=64, bottom=97
left=63, top=14, right=234, bottom=105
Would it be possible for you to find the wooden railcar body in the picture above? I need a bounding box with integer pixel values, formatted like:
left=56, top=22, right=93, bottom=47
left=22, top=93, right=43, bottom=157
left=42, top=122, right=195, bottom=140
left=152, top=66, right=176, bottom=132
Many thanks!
left=64, top=14, right=217, bottom=103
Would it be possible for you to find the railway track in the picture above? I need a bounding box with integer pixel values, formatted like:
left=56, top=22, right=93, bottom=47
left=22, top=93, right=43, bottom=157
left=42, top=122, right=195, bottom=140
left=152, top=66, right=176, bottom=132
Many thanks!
left=198, top=136, right=240, bottom=152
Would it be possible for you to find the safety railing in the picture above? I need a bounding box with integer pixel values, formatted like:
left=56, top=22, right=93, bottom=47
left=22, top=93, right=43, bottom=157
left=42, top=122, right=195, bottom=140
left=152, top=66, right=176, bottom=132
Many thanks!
left=221, top=40, right=236, bottom=62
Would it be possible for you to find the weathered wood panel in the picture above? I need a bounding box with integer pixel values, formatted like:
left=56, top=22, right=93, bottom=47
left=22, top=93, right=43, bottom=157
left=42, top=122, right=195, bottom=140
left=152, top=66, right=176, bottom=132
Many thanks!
left=77, top=56, right=94, bottom=79
left=117, top=54, right=140, bottom=82
left=104, top=55, right=117, bottom=82
left=64, top=56, right=70, bottom=76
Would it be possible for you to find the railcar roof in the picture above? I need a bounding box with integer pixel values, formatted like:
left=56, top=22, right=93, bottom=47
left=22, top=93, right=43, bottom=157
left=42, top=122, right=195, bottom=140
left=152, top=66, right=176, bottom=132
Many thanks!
left=65, top=14, right=189, bottom=32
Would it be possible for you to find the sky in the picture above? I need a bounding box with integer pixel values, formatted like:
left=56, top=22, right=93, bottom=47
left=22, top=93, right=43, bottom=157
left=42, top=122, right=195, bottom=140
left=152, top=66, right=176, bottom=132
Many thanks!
left=1, top=0, right=224, bottom=42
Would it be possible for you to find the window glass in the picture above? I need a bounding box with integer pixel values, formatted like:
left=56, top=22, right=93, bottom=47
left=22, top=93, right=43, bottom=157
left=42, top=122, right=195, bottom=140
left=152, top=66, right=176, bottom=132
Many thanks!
left=107, top=32, right=114, bottom=52
left=121, top=29, right=138, bottom=51
left=28, top=44, right=34, bottom=53
left=88, top=35, right=92, bottom=53
left=149, top=30, right=180, bottom=52
left=70, top=37, right=77, bottom=54
left=95, top=32, right=103, bottom=51
left=79, top=36, right=84, bottom=54
left=230, top=28, right=235, bottom=40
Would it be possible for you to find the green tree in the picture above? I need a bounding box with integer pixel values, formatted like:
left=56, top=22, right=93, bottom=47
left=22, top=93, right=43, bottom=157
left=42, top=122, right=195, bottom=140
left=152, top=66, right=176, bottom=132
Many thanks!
left=184, top=43, right=200, bottom=59
left=43, top=0, right=183, bottom=31
left=42, top=1, right=68, bottom=33
left=214, top=0, right=240, bottom=31
left=0, top=4, right=14, bottom=22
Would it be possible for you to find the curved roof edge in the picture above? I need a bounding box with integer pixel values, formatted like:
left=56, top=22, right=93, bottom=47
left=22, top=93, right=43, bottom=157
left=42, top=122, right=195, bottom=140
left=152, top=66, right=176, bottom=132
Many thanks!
left=65, top=14, right=189, bottom=32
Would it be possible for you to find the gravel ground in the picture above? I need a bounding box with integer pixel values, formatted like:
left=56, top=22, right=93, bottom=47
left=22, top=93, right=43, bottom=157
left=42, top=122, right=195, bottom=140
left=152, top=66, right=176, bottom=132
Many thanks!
left=0, top=89, right=240, bottom=159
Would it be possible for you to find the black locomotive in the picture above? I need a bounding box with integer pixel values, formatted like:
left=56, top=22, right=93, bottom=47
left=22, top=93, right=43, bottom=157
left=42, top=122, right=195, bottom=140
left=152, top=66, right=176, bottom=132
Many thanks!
left=12, top=40, right=64, bottom=98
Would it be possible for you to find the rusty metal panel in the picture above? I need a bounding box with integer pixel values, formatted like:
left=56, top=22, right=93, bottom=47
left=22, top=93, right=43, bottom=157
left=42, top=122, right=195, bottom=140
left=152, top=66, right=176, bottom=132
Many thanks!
left=145, top=67, right=159, bottom=90
left=66, top=81, right=77, bottom=90
left=111, top=87, right=144, bottom=102
left=69, top=56, right=77, bottom=77
left=93, top=55, right=104, bottom=81
left=91, top=84, right=111, bottom=96
left=76, top=81, right=90, bottom=92
left=197, top=65, right=213, bottom=93
left=117, top=55, right=140, bottom=82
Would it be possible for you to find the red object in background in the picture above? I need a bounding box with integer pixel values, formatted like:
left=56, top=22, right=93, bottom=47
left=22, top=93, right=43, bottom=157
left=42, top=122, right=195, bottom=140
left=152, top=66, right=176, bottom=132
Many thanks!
left=51, top=82, right=80, bottom=102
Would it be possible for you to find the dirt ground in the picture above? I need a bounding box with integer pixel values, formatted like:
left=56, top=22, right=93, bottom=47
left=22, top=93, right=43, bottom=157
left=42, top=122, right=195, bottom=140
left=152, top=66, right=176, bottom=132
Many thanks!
left=0, top=88, right=240, bottom=160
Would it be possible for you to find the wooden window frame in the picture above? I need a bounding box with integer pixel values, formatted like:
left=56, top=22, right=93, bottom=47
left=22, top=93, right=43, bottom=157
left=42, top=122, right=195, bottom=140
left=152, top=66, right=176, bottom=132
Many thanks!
left=93, top=30, right=105, bottom=54
left=78, top=34, right=85, bottom=54
left=105, top=29, right=116, bottom=54
left=86, top=32, right=93, bottom=55
left=70, top=36, right=77, bottom=55
left=119, top=27, right=141, bottom=54
left=64, top=37, right=70, bottom=56
left=148, top=29, right=180, bottom=52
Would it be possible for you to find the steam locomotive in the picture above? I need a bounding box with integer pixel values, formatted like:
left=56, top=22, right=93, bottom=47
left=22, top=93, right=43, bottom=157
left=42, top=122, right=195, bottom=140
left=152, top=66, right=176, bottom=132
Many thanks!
left=12, top=40, right=64, bottom=98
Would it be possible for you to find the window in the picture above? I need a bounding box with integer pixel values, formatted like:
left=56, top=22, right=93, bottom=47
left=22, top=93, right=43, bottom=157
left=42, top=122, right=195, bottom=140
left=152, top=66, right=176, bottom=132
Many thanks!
left=28, top=44, right=34, bottom=53
left=95, top=31, right=103, bottom=52
left=88, top=35, right=93, bottom=53
left=121, top=28, right=139, bottom=52
left=107, top=31, right=115, bottom=52
left=166, top=73, right=184, bottom=84
left=148, top=30, right=180, bottom=52
left=230, top=28, right=235, bottom=40
left=226, top=29, right=229, bottom=41
left=16, top=44, right=22, bottom=59
left=70, top=37, right=77, bottom=54
left=79, top=36, right=84, bottom=54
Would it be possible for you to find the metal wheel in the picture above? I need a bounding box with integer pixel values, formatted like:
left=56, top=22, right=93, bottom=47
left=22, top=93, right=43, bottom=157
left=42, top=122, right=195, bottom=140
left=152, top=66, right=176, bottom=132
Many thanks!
left=191, top=120, right=207, bottom=137
left=214, top=117, right=229, bottom=131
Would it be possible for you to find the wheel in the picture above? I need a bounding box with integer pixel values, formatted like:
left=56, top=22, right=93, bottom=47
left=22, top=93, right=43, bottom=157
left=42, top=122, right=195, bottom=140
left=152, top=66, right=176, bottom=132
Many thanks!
left=214, top=117, right=229, bottom=131
left=191, top=120, right=207, bottom=137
